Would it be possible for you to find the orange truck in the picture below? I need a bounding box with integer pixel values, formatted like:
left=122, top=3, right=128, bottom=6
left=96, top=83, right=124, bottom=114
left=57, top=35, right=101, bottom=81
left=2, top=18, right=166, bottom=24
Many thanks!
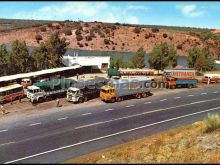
left=163, top=69, right=198, bottom=89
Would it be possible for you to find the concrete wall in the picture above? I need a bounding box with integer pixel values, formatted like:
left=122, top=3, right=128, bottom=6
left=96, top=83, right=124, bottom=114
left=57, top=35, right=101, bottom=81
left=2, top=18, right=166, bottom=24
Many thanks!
left=63, top=55, right=110, bottom=70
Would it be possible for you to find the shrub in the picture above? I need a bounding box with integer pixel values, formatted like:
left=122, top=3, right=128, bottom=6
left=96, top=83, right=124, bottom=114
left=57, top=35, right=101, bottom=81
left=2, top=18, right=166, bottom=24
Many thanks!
left=204, top=113, right=220, bottom=133
left=110, top=25, right=117, bottom=30
left=84, top=23, right=89, bottom=27
left=151, top=28, right=159, bottom=33
left=85, top=35, right=93, bottom=41
left=163, top=33, right=168, bottom=38
left=133, top=27, right=141, bottom=34
left=105, top=29, right=110, bottom=34
left=40, top=26, right=47, bottom=32
left=122, top=43, right=125, bottom=46
left=76, top=35, right=83, bottom=41
left=75, top=29, right=81, bottom=35
left=100, top=33, right=105, bottom=38
left=112, top=46, right=115, bottom=50
left=176, top=44, right=182, bottom=49
left=85, top=43, right=88, bottom=46
left=55, top=25, right=61, bottom=29
left=104, top=39, right=110, bottom=45
left=64, top=28, right=72, bottom=36
left=35, top=34, right=43, bottom=41
left=169, top=36, right=173, bottom=40
left=115, top=22, right=120, bottom=25
left=47, top=23, right=53, bottom=28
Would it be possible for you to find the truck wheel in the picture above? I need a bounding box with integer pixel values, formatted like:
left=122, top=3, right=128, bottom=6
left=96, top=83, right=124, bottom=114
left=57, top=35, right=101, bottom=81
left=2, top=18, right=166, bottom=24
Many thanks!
left=111, top=98, right=116, bottom=103
left=188, top=84, right=193, bottom=89
left=116, top=97, right=122, bottom=102
left=78, top=97, right=84, bottom=103
left=136, top=93, right=142, bottom=99
left=142, top=93, right=147, bottom=98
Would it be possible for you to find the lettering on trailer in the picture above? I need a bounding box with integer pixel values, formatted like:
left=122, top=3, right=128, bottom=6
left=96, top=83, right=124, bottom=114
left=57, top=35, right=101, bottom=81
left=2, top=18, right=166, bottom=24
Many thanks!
left=171, top=72, right=195, bottom=77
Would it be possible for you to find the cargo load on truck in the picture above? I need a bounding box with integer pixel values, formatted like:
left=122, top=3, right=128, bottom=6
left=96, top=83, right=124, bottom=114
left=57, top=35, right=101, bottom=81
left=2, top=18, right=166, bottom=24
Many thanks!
left=100, top=77, right=151, bottom=103
left=67, top=77, right=108, bottom=103
left=27, top=78, right=76, bottom=103
left=163, top=69, right=198, bottom=89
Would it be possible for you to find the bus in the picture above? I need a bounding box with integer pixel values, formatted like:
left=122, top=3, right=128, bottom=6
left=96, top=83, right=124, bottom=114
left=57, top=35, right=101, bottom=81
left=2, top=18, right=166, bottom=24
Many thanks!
left=0, top=83, right=24, bottom=104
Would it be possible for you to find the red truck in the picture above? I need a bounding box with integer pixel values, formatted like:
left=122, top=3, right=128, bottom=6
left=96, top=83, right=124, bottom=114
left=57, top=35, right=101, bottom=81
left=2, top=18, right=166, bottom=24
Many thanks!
left=163, top=69, right=198, bottom=89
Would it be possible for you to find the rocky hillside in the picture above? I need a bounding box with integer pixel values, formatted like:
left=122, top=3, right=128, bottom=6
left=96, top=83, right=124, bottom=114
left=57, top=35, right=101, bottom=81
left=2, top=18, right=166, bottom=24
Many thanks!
left=0, top=19, right=220, bottom=58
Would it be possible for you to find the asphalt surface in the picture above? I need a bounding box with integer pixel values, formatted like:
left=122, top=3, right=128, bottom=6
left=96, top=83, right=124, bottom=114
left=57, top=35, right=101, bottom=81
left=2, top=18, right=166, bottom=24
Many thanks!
left=0, top=86, right=220, bottom=163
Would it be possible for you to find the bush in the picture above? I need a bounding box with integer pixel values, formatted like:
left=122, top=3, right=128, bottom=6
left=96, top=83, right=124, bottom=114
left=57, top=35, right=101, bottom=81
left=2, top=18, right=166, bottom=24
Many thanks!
left=76, top=35, right=83, bottom=41
left=55, top=25, right=61, bottom=29
left=104, top=39, right=110, bottom=45
left=85, top=43, right=88, bottom=46
left=47, top=23, right=53, bottom=28
left=100, top=33, right=105, bottom=38
left=40, top=26, right=47, bottom=32
left=169, top=36, right=173, bottom=40
left=133, top=27, right=141, bottom=34
left=204, top=113, right=220, bottom=133
left=163, top=33, right=168, bottom=38
left=122, top=43, right=125, bottom=46
left=110, top=25, right=117, bottom=30
left=85, top=35, right=93, bottom=41
left=176, top=44, right=182, bottom=49
left=75, top=29, right=81, bottom=35
left=112, top=46, right=115, bottom=50
left=151, top=28, right=159, bottom=33
left=64, top=28, right=72, bottom=36
left=115, top=22, right=120, bottom=25
left=35, top=34, right=43, bottom=41
left=105, top=29, right=110, bottom=34
left=84, top=23, right=89, bottom=27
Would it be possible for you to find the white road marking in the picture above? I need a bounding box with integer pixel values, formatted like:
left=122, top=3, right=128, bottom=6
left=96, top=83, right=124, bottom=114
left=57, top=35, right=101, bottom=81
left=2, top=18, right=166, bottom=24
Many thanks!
left=0, top=129, right=8, bottom=133
left=144, top=102, right=151, bottom=104
left=201, top=93, right=207, bottom=95
left=81, top=113, right=92, bottom=116
left=104, top=108, right=114, bottom=112
left=57, top=117, right=68, bottom=121
left=0, top=141, right=15, bottom=146
left=213, top=91, right=218, bottom=93
left=73, top=97, right=220, bottom=129
left=174, top=97, right=181, bottom=99
left=29, top=122, right=41, bottom=126
left=188, top=95, right=194, bottom=97
left=160, top=99, right=167, bottom=102
left=5, top=105, right=220, bottom=164
left=125, top=105, right=134, bottom=108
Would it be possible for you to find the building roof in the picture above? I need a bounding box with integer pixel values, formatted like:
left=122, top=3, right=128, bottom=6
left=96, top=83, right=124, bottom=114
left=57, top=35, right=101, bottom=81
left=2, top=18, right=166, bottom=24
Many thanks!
left=0, top=83, right=22, bottom=92
left=0, top=65, right=82, bottom=83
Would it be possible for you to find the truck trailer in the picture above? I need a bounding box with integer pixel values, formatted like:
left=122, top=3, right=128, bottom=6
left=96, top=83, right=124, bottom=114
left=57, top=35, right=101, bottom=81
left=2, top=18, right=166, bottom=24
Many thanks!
left=27, top=78, right=76, bottom=103
left=163, top=69, right=198, bottom=89
left=100, top=77, right=151, bottom=103
left=66, top=78, right=107, bottom=103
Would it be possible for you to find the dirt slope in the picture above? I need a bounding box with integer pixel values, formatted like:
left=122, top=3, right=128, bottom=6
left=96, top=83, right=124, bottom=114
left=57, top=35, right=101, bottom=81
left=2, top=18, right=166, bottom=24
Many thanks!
left=0, top=21, right=219, bottom=58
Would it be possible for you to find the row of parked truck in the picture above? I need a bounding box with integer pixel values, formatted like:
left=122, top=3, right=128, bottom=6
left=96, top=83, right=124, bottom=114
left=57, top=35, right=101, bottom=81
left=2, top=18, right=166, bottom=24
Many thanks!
left=0, top=69, right=219, bottom=104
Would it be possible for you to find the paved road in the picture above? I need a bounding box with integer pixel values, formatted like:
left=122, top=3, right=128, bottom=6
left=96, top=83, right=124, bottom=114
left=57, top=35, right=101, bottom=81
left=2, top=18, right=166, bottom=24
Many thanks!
left=0, top=86, right=220, bottom=163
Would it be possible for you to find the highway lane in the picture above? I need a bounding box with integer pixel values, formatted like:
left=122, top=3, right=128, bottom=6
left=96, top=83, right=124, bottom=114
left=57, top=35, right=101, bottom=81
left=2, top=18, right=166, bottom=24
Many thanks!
left=0, top=86, right=219, bottom=143
left=0, top=86, right=220, bottom=163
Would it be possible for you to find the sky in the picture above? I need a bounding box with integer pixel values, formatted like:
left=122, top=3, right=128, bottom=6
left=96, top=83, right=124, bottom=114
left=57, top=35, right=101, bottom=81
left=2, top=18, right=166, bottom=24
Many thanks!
left=0, top=1, right=220, bottom=29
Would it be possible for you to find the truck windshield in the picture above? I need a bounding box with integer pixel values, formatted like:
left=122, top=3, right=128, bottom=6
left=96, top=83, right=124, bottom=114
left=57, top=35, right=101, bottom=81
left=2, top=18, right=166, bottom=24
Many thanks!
left=28, top=89, right=39, bottom=93
left=68, top=90, right=78, bottom=94
left=101, top=89, right=108, bottom=93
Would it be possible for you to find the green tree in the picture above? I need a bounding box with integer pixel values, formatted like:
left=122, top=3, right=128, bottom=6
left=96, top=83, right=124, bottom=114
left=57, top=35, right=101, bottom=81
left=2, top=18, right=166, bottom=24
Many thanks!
left=109, top=54, right=124, bottom=70
left=187, top=47, right=215, bottom=71
left=187, top=47, right=201, bottom=68
left=148, top=42, right=178, bottom=70
left=45, top=31, right=69, bottom=68
left=32, top=42, right=49, bottom=70
left=132, top=47, right=145, bottom=69
left=0, top=44, right=9, bottom=76
left=11, top=40, right=30, bottom=73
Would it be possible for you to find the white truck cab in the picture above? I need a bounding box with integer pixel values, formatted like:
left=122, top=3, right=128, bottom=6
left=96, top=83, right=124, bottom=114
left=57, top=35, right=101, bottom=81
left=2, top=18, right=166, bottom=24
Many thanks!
left=27, top=85, right=45, bottom=103
left=66, top=87, right=86, bottom=103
